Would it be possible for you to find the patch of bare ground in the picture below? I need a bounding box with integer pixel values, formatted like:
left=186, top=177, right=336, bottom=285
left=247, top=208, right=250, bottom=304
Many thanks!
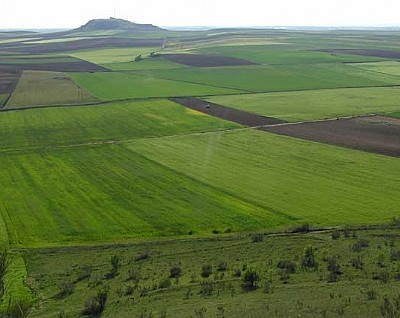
left=262, top=116, right=400, bottom=157
left=170, top=97, right=285, bottom=126
left=163, top=53, right=257, bottom=67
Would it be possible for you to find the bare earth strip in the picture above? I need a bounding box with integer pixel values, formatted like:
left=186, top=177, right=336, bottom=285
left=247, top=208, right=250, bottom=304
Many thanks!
left=170, top=97, right=285, bottom=126
left=262, top=116, right=400, bottom=158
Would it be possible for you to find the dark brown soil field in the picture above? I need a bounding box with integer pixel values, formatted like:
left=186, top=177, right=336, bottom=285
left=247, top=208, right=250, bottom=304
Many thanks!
left=0, top=71, right=20, bottom=94
left=319, top=49, right=400, bottom=59
left=170, top=97, right=285, bottom=126
left=0, top=38, right=163, bottom=54
left=163, top=54, right=257, bottom=67
left=0, top=61, right=108, bottom=72
left=262, top=116, right=400, bottom=157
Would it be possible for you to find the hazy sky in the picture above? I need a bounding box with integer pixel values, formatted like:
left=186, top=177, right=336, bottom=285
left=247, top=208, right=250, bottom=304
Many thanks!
left=1, top=0, right=399, bottom=29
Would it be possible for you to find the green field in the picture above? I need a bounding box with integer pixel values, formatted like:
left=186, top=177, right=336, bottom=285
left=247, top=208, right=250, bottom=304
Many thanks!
left=0, top=99, right=239, bottom=150
left=103, top=57, right=186, bottom=71
left=69, top=47, right=161, bottom=64
left=0, top=144, right=285, bottom=247
left=195, top=46, right=384, bottom=64
left=208, top=87, right=400, bottom=121
left=349, top=61, right=400, bottom=77
left=7, top=71, right=97, bottom=108
left=70, top=71, right=241, bottom=100
left=0, top=94, right=7, bottom=106
left=135, top=63, right=400, bottom=93
left=129, top=129, right=400, bottom=226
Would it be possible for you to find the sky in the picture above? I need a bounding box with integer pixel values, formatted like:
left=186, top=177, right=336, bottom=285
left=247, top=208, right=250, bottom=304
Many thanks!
left=1, top=0, right=400, bottom=29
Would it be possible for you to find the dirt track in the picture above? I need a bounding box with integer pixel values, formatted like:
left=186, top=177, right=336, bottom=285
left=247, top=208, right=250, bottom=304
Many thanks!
left=170, top=97, right=285, bottom=126
left=163, top=54, right=256, bottom=67
left=262, top=116, right=400, bottom=157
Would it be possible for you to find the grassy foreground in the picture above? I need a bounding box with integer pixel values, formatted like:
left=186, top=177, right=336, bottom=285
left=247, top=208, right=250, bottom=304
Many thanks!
left=25, top=225, right=400, bottom=317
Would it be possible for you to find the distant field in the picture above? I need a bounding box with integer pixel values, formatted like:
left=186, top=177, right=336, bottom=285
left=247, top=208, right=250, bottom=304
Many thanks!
left=0, top=56, right=78, bottom=64
left=103, top=57, right=186, bottom=71
left=130, top=129, right=400, bottom=226
left=7, top=70, right=97, bottom=108
left=135, top=63, right=400, bottom=93
left=207, top=87, right=400, bottom=121
left=349, top=61, right=400, bottom=77
left=0, top=99, right=239, bottom=150
left=195, top=46, right=383, bottom=64
left=69, top=47, right=160, bottom=64
left=0, top=144, right=285, bottom=247
left=70, top=71, right=241, bottom=100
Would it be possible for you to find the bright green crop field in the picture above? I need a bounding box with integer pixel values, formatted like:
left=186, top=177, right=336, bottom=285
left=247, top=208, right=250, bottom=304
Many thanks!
left=135, top=63, right=400, bottom=93
left=70, top=71, right=241, bottom=100
left=0, top=99, right=239, bottom=150
left=0, top=144, right=285, bottom=247
left=195, top=46, right=384, bottom=64
left=129, top=129, right=400, bottom=226
left=208, top=87, right=400, bottom=121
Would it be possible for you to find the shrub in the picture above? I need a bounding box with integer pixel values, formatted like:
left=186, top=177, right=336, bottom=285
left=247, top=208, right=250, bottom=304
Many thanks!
left=331, top=230, right=341, bottom=240
left=361, top=287, right=378, bottom=300
left=352, top=239, right=370, bottom=252
left=217, top=261, right=228, bottom=272
left=169, top=265, right=182, bottom=278
left=380, top=294, right=400, bottom=318
left=127, top=269, right=140, bottom=283
left=291, top=223, right=311, bottom=233
left=373, top=270, right=390, bottom=284
left=201, top=264, right=213, bottom=278
left=251, top=233, right=264, bottom=243
left=277, top=260, right=296, bottom=274
left=233, top=268, right=241, bottom=278
left=134, top=251, right=150, bottom=262
left=82, top=287, right=108, bottom=316
left=58, top=280, right=74, bottom=298
left=241, top=269, right=260, bottom=291
left=351, top=255, right=364, bottom=269
left=301, top=246, right=318, bottom=269
left=391, top=250, right=400, bottom=262
left=76, top=265, right=92, bottom=282
left=212, top=229, right=220, bottom=234
left=111, top=255, right=121, bottom=271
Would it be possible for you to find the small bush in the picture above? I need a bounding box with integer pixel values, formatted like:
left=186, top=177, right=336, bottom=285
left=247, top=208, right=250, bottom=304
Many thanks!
left=127, top=269, right=140, bottom=283
left=76, top=265, right=92, bottom=282
left=82, top=287, right=108, bottom=316
left=380, top=294, right=400, bottom=318
left=301, top=246, right=318, bottom=269
left=212, top=229, right=220, bottom=234
left=361, top=287, right=378, bottom=300
left=277, top=260, right=296, bottom=274
left=291, top=223, right=311, bottom=233
left=58, top=280, right=74, bottom=298
left=241, top=269, right=260, bottom=291
left=217, top=261, right=228, bottom=272
left=351, top=256, right=364, bottom=270
left=251, top=233, right=264, bottom=243
left=233, top=268, right=241, bottom=278
left=352, top=239, right=370, bottom=252
left=201, top=264, right=213, bottom=278
left=110, top=255, right=121, bottom=271
left=331, top=230, right=341, bottom=240
left=169, top=265, right=182, bottom=278
left=391, top=250, right=400, bottom=262
left=373, top=270, right=390, bottom=284
left=134, top=251, right=150, bottom=262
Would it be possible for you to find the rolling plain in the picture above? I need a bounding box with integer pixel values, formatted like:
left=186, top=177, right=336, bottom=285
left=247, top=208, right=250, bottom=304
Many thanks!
left=0, top=22, right=400, bottom=317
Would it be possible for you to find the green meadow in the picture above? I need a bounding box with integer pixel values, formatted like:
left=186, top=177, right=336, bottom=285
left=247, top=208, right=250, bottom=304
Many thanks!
left=0, top=99, right=239, bottom=150
left=208, top=87, right=400, bottom=121
left=70, top=71, right=241, bottom=100
left=129, top=129, right=400, bottom=226
left=135, top=63, right=400, bottom=93
left=349, top=61, right=400, bottom=77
